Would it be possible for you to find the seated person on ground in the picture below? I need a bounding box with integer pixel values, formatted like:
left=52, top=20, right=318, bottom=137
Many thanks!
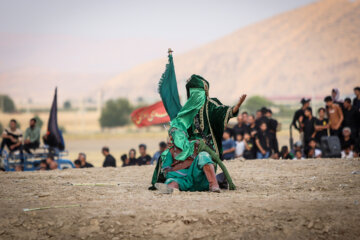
left=78, top=152, right=94, bottom=168
left=121, top=154, right=130, bottom=167
left=341, top=127, right=354, bottom=151
left=102, top=147, right=116, bottom=167
left=136, top=144, right=151, bottom=166
left=128, top=149, right=137, bottom=166
left=46, top=155, right=58, bottom=170
left=306, top=138, right=322, bottom=158
left=23, top=118, right=40, bottom=154
left=0, top=119, right=23, bottom=154
left=74, top=159, right=81, bottom=168
left=293, top=150, right=304, bottom=160
left=280, top=146, right=293, bottom=160
left=38, top=159, right=48, bottom=171
left=243, top=133, right=255, bottom=159
left=222, top=130, right=236, bottom=160
left=255, top=122, right=270, bottom=159
left=151, top=141, right=167, bottom=165
left=341, top=145, right=354, bottom=159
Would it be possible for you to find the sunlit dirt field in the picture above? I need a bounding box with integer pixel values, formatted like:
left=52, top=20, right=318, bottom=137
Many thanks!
left=0, top=158, right=359, bottom=240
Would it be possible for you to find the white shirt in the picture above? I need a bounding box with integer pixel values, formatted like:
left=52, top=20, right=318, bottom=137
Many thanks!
left=341, top=151, right=354, bottom=159
left=235, top=141, right=245, bottom=157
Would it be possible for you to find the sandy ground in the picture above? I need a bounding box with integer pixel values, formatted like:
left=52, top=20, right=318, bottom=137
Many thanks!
left=0, top=158, right=359, bottom=240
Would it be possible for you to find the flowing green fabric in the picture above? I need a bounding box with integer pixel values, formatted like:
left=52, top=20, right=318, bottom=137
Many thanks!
left=158, top=53, right=182, bottom=120
left=169, top=88, right=206, bottom=160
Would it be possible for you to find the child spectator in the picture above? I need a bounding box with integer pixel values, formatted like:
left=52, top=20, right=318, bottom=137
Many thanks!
left=235, top=134, right=245, bottom=158
left=243, top=133, right=255, bottom=159
left=294, top=150, right=304, bottom=160
left=280, top=146, right=293, bottom=160
left=302, top=107, right=316, bottom=147
left=307, top=138, right=322, bottom=158
left=222, top=130, right=236, bottom=160
left=341, top=145, right=354, bottom=159
left=255, top=122, right=270, bottom=159
left=128, top=149, right=137, bottom=166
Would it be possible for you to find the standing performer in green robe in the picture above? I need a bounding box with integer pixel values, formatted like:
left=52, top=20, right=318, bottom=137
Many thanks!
left=151, top=50, right=246, bottom=193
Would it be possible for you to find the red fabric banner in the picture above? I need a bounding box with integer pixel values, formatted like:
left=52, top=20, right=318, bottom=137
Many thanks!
left=131, top=101, right=170, bottom=128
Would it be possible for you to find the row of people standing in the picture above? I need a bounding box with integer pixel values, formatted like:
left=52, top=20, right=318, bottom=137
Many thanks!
left=222, top=108, right=279, bottom=160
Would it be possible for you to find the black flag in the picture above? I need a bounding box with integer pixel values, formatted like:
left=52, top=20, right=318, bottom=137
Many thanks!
left=44, top=88, right=65, bottom=151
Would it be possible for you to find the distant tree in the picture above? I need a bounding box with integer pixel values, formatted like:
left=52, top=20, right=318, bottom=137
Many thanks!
left=0, top=122, right=3, bottom=134
left=33, top=115, right=44, bottom=129
left=243, top=96, right=274, bottom=114
left=63, top=100, right=72, bottom=110
left=100, top=98, right=133, bottom=128
left=0, top=95, right=16, bottom=113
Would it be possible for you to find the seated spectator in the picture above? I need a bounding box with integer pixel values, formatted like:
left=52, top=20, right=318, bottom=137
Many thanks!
left=78, top=152, right=94, bottom=168
left=15, top=164, right=23, bottom=171
left=255, top=122, right=270, bottom=159
left=232, top=115, right=250, bottom=138
left=307, top=138, right=322, bottom=158
left=74, top=159, right=81, bottom=168
left=291, top=141, right=305, bottom=158
left=302, top=107, right=316, bottom=148
left=235, top=134, right=245, bottom=158
left=102, top=146, right=116, bottom=167
left=280, top=146, right=293, bottom=160
left=128, top=149, right=137, bottom=166
left=137, top=144, right=151, bottom=166
left=314, top=107, right=329, bottom=144
left=324, top=96, right=343, bottom=137
left=222, top=130, right=236, bottom=160
left=293, top=150, right=304, bottom=160
left=151, top=141, right=167, bottom=165
left=0, top=119, right=23, bottom=155
left=39, top=159, right=48, bottom=170
left=341, top=127, right=355, bottom=150
left=23, top=118, right=40, bottom=154
left=46, top=155, right=58, bottom=170
left=121, top=154, right=130, bottom=167
left=243, top=133, right=255, bottom=159
left=341, top=145, right=354, bottom=159
left=342, top=98, right=358, bottom=140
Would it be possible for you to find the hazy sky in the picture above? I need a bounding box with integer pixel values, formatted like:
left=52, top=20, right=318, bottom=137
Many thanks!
left=0, top=0, right=316, bottom=74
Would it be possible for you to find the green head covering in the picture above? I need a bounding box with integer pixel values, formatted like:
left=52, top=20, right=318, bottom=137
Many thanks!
left=186, top=74, right=210, bottom=99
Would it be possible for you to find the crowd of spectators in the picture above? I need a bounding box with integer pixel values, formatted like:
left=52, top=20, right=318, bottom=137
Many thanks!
left=221, top=87, right=360, bottom=160
left=1, top=86, right=359, bottom=171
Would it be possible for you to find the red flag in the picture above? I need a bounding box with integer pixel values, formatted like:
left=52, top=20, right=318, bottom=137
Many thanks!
left=131, top=101, right=170, bottom=128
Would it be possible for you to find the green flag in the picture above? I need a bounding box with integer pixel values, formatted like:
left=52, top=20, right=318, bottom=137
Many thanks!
left=158, top=50, right=182, bottom=120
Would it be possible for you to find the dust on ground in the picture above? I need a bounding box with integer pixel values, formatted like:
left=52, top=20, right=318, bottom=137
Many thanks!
left=0, top=158, right=359, bottom=240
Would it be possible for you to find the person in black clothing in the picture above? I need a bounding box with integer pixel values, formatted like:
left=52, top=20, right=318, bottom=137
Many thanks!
left=128, top=149, right=137, bottom=166
left=291, top=98, right=311, bottom=133
left=121, top=154, right=130, bottom=167
left=102, top=146, right=116, bottom=167
left=136, top=144, right=151, bottom=166
left=302, top=107, right=316, bottom=151
left=248, top=114, right=257, bottom=138
left=255, top=107, right=269, bottom=130
left=241, top=111, right=249, bottom=126
left=341, top=127, right=355, bottom=151
left=243, top=132, right=255, bottom=159
left=314, top=107, right=329, bottom=144
left=280, top=146, right=293, bottom=160
left=74, top=159, right=81, bottom=168
left=232, top=114, right=250, bottom=138
left=255, top=122, right=270, bottom=159
left=78, top=152, right=94, bottom=168
left=342, top=98, right=358, bottom=140
left=265, top=109, right=279, bottom=157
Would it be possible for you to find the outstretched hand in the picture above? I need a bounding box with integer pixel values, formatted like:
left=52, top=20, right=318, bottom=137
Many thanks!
left=233, top=94, right=247, bottom=114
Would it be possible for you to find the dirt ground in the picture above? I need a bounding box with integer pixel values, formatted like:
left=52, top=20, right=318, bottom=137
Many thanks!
left=0, top=158, right=359, bottom=240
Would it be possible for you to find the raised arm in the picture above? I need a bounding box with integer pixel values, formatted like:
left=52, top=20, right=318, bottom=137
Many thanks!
left=232, top=94, right=247, bottom=115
